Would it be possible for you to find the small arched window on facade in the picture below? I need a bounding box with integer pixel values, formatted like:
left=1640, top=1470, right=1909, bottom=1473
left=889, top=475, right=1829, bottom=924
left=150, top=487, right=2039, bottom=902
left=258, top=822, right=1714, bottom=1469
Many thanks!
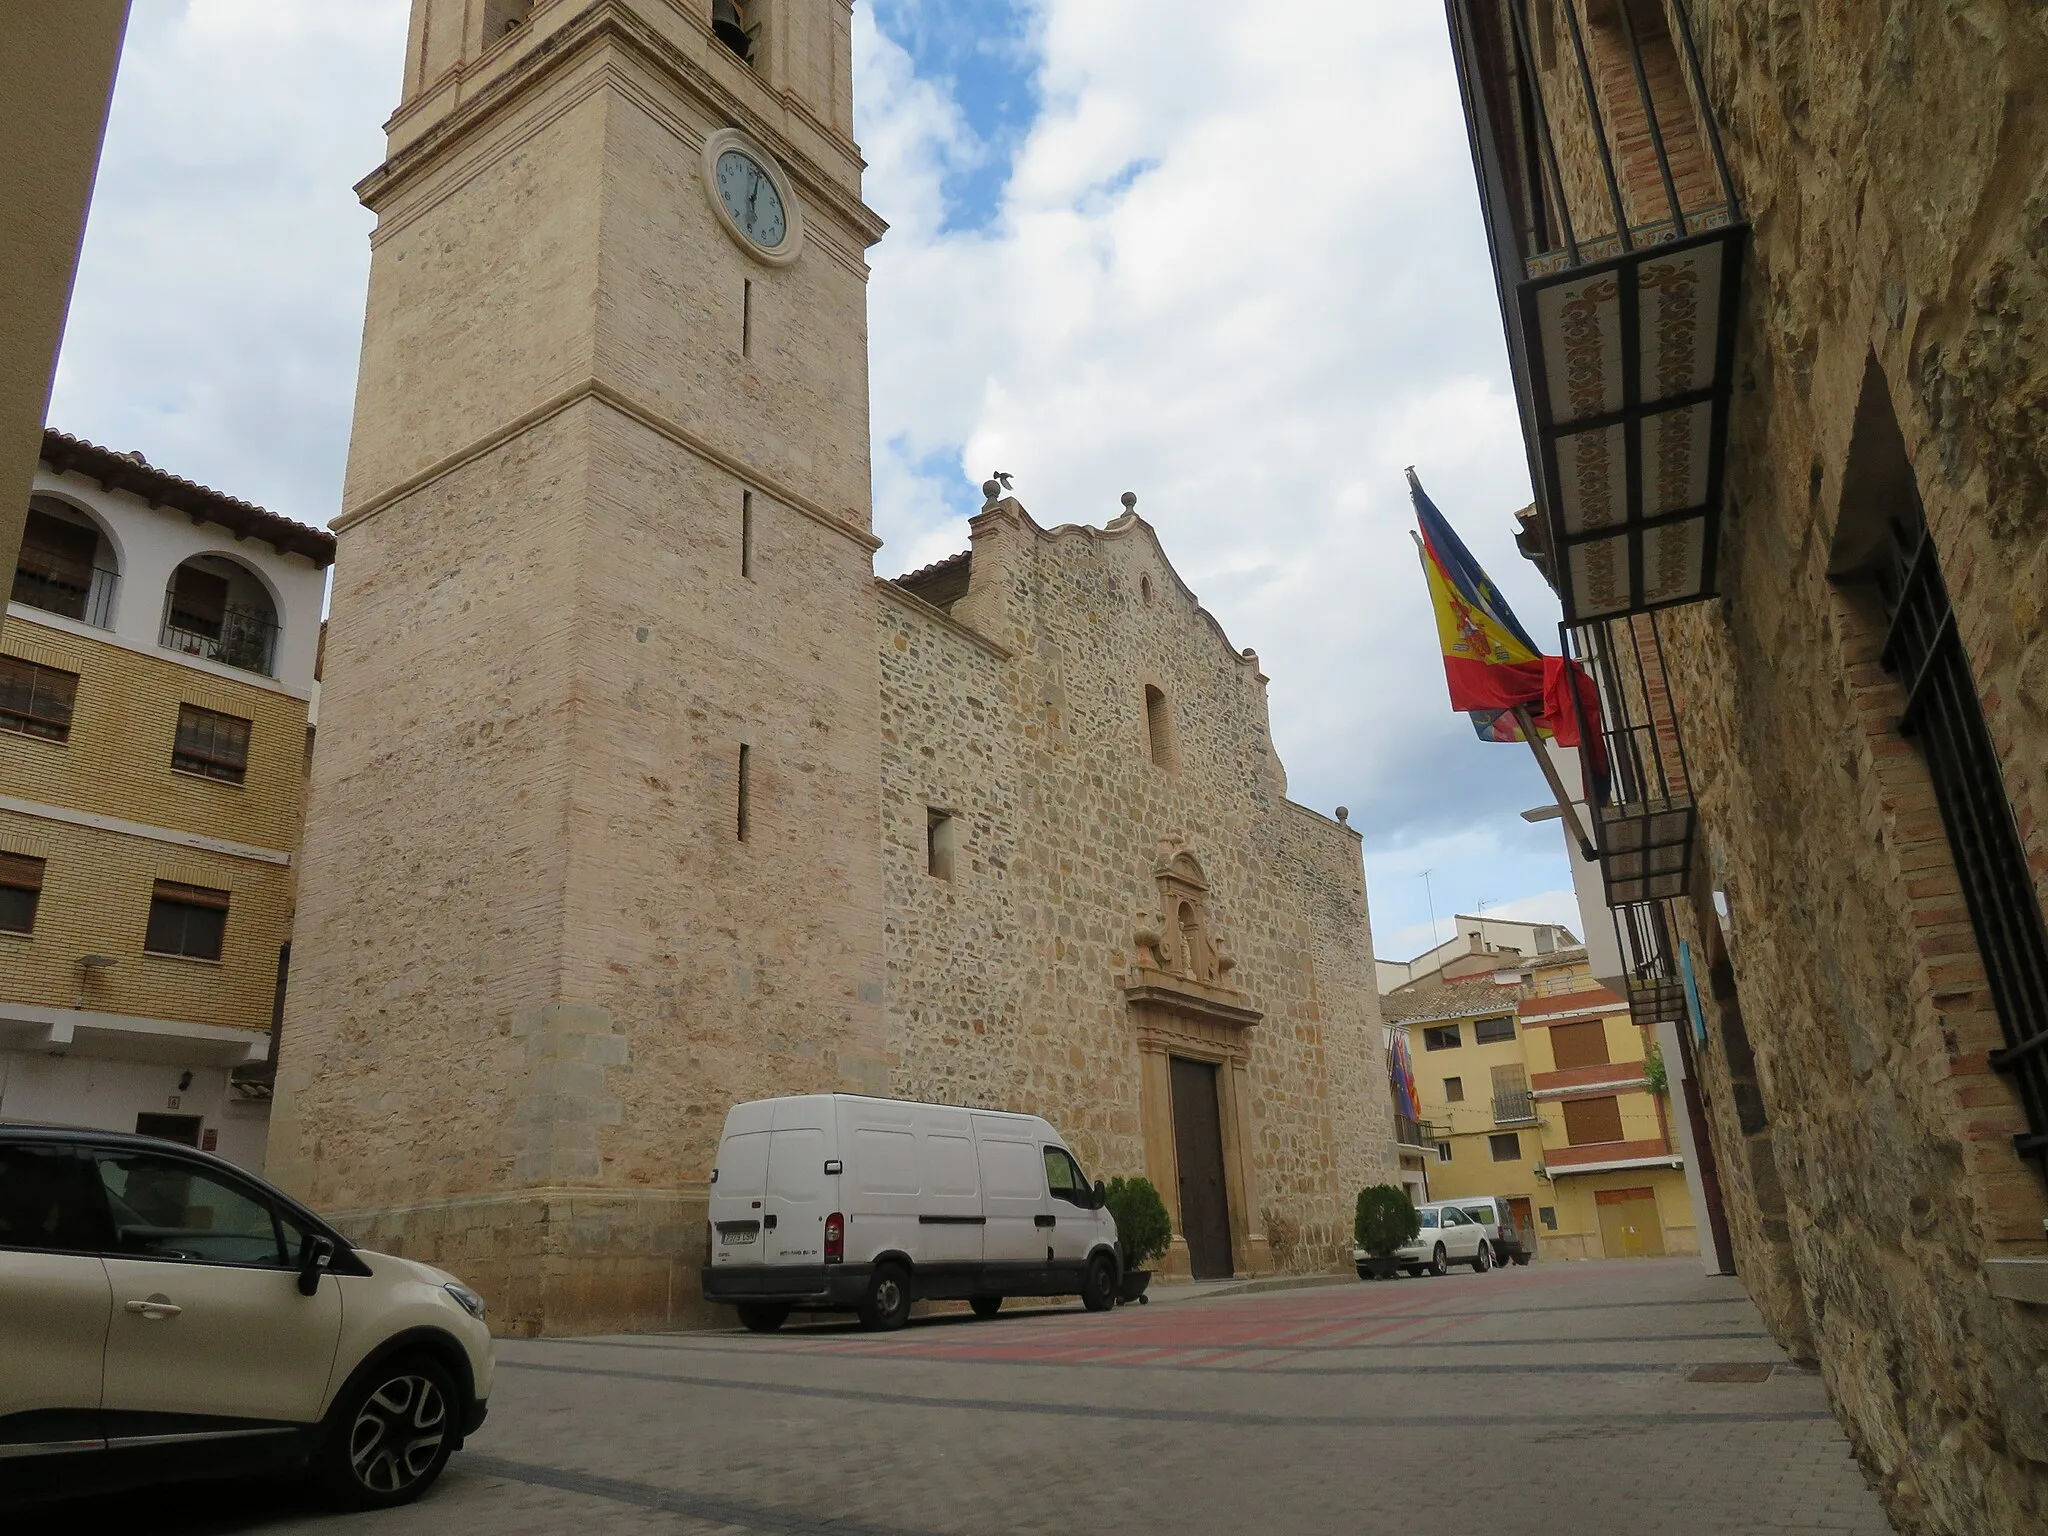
left=483, top=0, right=532, bottom=42
left=161, top=556, right=279, bottom=678
left=1144, top=684, right=1177, bottom=772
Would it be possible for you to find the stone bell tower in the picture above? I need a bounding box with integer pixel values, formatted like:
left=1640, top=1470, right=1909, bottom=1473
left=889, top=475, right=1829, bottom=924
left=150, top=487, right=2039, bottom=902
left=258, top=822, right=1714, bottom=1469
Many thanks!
left=269, top=0, right=891, bottom=1334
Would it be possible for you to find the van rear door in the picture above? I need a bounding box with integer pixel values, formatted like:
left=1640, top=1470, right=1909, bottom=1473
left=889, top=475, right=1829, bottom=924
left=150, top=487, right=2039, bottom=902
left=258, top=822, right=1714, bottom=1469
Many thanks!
left=709, top=1116, right=771, bottom=1269
left=764, top=1102, right=830, bottom=1266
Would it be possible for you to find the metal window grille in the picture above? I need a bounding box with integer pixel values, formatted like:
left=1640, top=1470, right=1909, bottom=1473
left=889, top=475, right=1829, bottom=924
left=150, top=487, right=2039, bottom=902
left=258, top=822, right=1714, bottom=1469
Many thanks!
left=1877, top=516, right=2048, bottom=1170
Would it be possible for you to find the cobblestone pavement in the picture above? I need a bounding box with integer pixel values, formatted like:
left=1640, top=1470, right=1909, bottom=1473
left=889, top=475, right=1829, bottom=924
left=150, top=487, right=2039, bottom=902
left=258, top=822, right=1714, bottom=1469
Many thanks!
left=39, top=1258, right=1894, bottom=1536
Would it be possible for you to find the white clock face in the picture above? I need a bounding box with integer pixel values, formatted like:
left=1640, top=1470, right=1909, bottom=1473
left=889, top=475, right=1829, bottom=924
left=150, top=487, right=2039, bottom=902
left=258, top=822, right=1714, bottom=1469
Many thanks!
left=715, top=149, right=788, bottom=249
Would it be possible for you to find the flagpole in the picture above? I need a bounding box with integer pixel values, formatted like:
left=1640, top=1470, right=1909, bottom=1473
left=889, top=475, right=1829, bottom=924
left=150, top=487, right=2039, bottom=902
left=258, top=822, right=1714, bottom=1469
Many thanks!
left=1512, top=706, right=1597, bottom=861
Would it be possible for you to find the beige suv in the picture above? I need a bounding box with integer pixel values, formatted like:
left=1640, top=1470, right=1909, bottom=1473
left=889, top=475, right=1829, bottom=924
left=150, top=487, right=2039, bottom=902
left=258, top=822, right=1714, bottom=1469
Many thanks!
left=0, top=1125, right=494, bottom=1510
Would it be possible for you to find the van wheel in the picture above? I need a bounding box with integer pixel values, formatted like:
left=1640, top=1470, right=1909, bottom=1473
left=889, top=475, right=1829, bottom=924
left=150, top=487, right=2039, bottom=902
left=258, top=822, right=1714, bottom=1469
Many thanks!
left=858, top=1263, right=912, bottom=1331
left=315, top=1353, right=458, bottom=1510
left=737, top=1303, right=790, bottom=1333
left=970, top=1296, right=1002, bottom=1319
left=1513, top=1252, right=1532, bottom=1266
left=1081, top=1253, right=1117, bottom=1313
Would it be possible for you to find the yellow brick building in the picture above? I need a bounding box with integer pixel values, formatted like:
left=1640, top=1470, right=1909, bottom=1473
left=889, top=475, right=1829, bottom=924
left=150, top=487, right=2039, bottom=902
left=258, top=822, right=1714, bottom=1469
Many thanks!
left=1384, top=918, right=1697, bottom=1261
left=1, top=430, right=331, bottom=1169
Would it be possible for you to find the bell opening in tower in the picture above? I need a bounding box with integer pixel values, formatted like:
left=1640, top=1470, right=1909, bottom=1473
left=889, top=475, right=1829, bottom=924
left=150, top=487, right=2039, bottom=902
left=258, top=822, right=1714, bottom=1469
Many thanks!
left=713, top=0, right=757, bottom=64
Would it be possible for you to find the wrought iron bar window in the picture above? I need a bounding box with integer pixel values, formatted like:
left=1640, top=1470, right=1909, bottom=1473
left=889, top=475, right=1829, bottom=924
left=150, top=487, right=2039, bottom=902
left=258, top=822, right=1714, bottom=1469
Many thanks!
left=1614, top=898, right=1688, bottom=1027
left=1877, top=514, right=2048, bottom=1170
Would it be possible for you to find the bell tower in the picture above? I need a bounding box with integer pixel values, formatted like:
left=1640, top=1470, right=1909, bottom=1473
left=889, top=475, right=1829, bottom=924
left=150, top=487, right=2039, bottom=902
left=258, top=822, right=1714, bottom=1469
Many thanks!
left=270, top=0, right=890, bottom=1334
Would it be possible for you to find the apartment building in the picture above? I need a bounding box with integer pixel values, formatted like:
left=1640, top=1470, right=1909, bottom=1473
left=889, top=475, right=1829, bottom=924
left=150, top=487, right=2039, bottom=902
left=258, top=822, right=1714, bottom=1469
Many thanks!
left=1386, top=921, right=1695, bottom=1260
left=0, top=429, right=331, bottom=1169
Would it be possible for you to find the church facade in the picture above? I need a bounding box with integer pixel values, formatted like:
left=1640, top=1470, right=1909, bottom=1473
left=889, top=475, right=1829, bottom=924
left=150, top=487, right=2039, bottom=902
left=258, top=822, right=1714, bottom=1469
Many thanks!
left=267, top=0, right=1388, bottom=1334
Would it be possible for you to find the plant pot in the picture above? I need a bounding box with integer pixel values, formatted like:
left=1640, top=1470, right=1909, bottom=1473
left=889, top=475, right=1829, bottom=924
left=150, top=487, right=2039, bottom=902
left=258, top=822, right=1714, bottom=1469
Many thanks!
left=1118, top=1269, right=1152, bottom=1304
left=1355, top=1255, right=1403, bottom=1281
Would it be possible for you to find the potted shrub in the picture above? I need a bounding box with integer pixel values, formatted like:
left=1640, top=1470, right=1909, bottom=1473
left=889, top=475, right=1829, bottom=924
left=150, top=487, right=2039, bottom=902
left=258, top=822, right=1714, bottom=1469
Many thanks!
left=1104, top=1175, right=1172, bottom=1303
left=1354, top=1184, right=1421, bottom=1280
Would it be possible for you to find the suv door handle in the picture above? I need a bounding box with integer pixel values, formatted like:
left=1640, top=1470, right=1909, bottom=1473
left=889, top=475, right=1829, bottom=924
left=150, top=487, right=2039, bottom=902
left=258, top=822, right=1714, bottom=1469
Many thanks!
left=125, top=1298, right=182, bottom=1320
left=1035, top=1214, right=1056, bottom=1228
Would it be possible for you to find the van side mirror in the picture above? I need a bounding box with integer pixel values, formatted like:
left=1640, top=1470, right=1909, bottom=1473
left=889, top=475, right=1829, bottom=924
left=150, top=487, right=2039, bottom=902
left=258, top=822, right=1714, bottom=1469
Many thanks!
left=1093, top=1180, right=1107, bottom=1210
left=297, top=1234, right=335, bottom=1297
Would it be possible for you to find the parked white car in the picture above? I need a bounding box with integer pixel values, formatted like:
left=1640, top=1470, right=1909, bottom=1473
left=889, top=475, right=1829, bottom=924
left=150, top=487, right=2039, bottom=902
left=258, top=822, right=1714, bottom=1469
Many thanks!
left=1354, top=1199, right=1495, bottom=1277
left=1, top=1124, right=494, bottom=1511
left=1453, top=1194, right=1534, bottom=1267
left=702, top=1094, right=1124, bottom=1330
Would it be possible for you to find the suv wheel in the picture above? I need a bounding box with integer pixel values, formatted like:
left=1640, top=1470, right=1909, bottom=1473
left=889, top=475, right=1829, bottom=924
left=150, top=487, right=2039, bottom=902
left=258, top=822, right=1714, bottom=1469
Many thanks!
left=317, top=1354, right=458, bottom=1509
left=858, top=1262, right=912, bottom=1331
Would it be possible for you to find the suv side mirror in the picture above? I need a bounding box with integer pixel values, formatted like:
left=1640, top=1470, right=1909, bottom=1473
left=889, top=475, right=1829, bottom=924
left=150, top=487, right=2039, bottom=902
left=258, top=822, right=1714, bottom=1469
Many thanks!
left=297, top=1234, right=336, bottom=1297
left=1093, top=1180, right=1107, bottom=1210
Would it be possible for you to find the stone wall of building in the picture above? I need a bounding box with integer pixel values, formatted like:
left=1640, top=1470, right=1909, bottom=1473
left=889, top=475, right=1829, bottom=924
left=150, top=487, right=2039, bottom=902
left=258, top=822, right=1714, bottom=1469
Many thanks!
left=879, top=497, right=1391, bottom=1270
left=1644, top=5, right=2048, bottom=1532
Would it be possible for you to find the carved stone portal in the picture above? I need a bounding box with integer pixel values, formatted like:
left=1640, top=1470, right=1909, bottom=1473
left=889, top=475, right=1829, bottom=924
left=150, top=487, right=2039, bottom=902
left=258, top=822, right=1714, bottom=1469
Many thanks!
left=1125, top=848, right=1269, bottom=1280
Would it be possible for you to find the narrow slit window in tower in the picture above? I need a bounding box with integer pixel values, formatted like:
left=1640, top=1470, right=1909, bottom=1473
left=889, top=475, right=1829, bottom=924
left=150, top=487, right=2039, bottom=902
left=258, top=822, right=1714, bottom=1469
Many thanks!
left=741, top=490, right=754, bottom=578
left=737, top=744, right=751, bottom=842
left=742, top=280, right=753, bottom=357
left=1144, top=684, right=1176, bottom=771
left=926, top=809, right=955, bottom=881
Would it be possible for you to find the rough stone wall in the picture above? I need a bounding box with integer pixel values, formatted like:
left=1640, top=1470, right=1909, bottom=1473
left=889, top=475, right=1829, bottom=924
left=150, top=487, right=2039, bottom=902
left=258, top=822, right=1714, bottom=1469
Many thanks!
left=878, top=500, right=1391, bottom=1268
left=1638, top=5, right=2048, bottom=1532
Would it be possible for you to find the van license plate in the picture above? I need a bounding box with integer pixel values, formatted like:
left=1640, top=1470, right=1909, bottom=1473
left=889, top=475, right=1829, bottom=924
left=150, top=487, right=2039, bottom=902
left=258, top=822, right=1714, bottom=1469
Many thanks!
left=721, top=1229, right=757, bottom=1245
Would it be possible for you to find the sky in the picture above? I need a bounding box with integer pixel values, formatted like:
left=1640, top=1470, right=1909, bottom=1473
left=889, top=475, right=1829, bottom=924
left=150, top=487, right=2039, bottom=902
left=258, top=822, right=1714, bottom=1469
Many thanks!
left=46, top=0, right=1586, bottom=966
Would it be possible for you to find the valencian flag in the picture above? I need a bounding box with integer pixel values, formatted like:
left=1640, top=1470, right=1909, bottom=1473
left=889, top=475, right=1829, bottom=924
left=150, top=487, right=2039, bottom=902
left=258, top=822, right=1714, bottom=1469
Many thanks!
left=1409, top=470, right=1603, bottom=765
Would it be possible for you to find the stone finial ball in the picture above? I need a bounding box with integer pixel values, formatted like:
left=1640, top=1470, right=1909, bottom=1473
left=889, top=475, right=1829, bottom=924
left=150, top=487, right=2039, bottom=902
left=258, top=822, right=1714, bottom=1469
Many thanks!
left=983, top=480, right=1002, bottom=501
left=1335, top=806, right=1350, bottom=823
left=1121, top=491, right=1138, bottom=511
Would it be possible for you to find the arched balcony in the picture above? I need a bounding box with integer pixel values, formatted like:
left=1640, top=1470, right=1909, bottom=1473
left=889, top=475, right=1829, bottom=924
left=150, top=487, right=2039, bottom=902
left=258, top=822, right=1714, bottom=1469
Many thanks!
left=159, top=555, right=279, bottom=678
left=11, top=497, right=119, bottom=628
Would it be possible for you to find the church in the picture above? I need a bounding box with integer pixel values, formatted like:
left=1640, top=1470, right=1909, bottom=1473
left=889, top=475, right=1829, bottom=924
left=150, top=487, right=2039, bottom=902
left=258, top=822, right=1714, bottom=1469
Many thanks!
left=267, top=0, right=1391, bottom=1333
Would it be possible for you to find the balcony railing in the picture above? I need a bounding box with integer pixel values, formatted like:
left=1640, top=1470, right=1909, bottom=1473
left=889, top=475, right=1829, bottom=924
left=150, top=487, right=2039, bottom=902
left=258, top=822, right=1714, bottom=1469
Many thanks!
left=1493, top=1088, right=1539, bottom=1124
left=11, top=563, right=118, bottom=629
left=1445, top=0, right=1748, bottom=620
left=1615, top=898, right=1689, bottom=1028
left=1566, top=610, right=1696, bottom=908
left=161, top=598, right=278, bottom=677
left=1394, top=1113, right=1439, bottom=1151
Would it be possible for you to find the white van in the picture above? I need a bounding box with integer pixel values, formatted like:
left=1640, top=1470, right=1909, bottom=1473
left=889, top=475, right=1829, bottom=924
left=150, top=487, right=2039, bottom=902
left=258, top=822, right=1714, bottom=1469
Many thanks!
left=700, top=1094, right=1123, bottom=1332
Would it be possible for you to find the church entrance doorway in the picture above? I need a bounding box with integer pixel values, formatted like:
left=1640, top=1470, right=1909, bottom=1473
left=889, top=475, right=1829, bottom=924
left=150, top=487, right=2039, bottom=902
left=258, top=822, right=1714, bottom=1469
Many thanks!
left=1170, top=1056, right=1233, bottom=1279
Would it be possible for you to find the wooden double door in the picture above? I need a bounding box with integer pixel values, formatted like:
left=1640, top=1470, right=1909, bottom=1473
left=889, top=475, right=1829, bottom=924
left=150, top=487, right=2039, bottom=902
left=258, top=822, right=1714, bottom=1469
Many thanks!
left=1170, top=1056, right=1233, bottom=1279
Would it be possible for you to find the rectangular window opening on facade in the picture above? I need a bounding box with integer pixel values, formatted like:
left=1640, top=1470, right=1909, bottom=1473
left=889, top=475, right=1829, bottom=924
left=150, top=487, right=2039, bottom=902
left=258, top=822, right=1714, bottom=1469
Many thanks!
left=1423, top=1023, right=1462, bottom=1052
left=926, top=809, right=955, bottom=881
left=1489, top=1132, right=1521, bottom=1163
left=1144, top=684, right=1176, bottom=771
left=0, top=852, right=44, bottom=935
left=1475, top=1014, right=1516, bottom=1043
left=1435, top=1140, right=1453, bottom=1162
left=1562, top=1095, right=1626, bottom=1147
left=1442, top=1075, right=1465, bottom=1102
left=1492, top=1063, right=1534, bottom=1123
left=741, top=490, right=754, bottom=578
left=737, top=744, right=752, bottom=842
left=0, top=656, right=79, bottom=743
left=172, top=704, right=252, bottom=785
left=1867, top=484, right=2048, bottom=1171
left=145, top=880, right=229, bottom=962
left=1549, top=1019, right=1611, bottom=1070
left=1539, top=1205, right=1558, bottom=1230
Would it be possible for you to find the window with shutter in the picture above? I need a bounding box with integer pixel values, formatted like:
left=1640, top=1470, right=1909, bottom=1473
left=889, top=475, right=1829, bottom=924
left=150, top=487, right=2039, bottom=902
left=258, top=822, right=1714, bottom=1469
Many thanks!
left=1563, top=1095, right=1626, bottom=1146
left=0, top=852, right=44, bottom=934
left=1548, top=1019, right=1611, bottom=1070
left=145, top=880, right=230, bottom=961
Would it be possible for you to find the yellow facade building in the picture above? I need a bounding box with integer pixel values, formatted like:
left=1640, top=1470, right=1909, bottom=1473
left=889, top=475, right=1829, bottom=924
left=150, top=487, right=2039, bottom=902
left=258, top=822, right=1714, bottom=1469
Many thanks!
left=1, top=430, right=331, bottom=1169
left=1384, top=917, right=1696, bottom=1261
